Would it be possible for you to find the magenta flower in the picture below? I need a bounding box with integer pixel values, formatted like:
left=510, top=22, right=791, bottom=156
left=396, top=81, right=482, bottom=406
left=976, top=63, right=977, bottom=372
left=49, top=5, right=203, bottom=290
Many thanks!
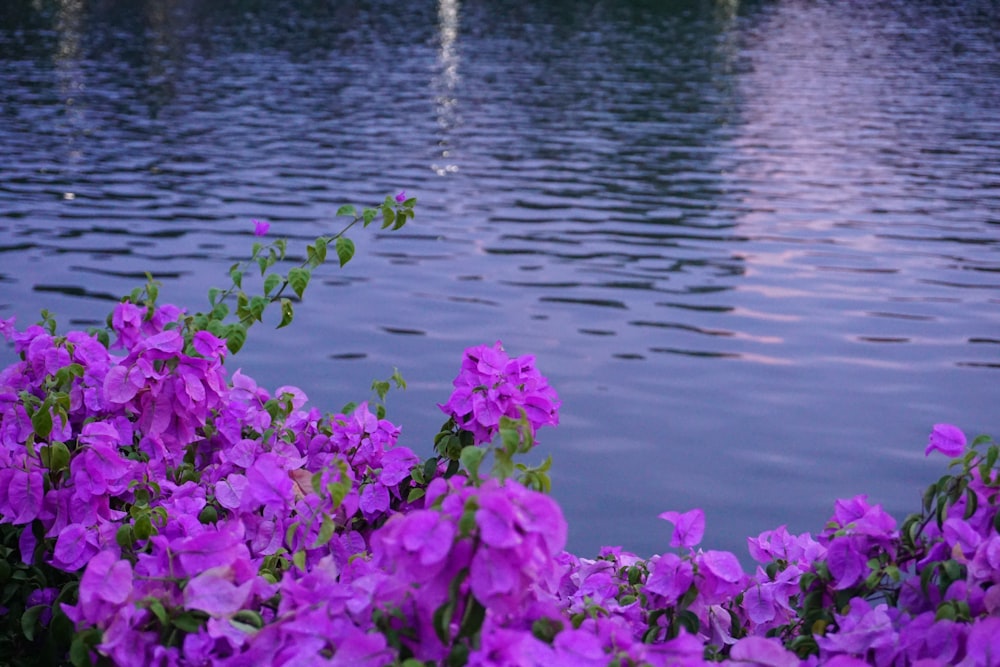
left=658, top=508, right=705, bottom=549
left=925, top=423, right=966, bottom=458
left=644, top=552, right=694, bottom=605
left=729, top=636, right=799, bottom=667
left=394, top=190, right=407, bottom=203
left=252, top=218, right=270, bottom=236
left=438, top=341, right=560, bottom=445
left=67, top=550, right=133, bottom=627
left=183, top=566, right=255, bottom=617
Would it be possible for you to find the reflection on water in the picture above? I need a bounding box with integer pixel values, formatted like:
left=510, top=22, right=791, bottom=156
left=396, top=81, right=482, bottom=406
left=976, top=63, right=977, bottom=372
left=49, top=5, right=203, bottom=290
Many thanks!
left=433, top=0, right=460, bottom=176
left=1, top=0, right=999, bottom=560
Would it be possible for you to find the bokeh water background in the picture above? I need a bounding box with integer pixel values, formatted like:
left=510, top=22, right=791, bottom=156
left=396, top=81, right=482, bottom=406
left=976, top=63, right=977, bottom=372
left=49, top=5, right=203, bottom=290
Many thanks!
left=2, top=0, right=999, bottom=560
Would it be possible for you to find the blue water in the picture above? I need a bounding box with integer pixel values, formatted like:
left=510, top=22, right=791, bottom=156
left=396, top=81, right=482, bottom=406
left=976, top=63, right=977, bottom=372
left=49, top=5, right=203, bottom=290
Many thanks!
left=2, top=0, right=999, bottom=560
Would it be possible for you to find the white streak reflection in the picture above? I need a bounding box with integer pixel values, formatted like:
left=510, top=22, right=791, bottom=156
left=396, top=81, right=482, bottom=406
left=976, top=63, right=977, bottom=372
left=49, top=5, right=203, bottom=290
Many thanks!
left=432, top=0, right=460, bottom=176
left=54, top=0, right=87, bottom=191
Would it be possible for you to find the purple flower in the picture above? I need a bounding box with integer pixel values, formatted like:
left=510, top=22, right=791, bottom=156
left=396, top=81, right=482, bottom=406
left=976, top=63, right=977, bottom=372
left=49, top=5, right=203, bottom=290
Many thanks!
left=52, top=523, right=101, bottom=571
left=439, top=341, right=560, bottom=445
left=826, top=535, right=869, bottom=589
left=658, top=508, right=705, bottom=549
left=394, top=191, right=407, bottom=203
left=962, top=616, right=1000, bottom=667
left=252, top=218, right=271, bottom=236
left=815, top=598, right=897, bottom=656
left=183, top=566, right=255, bottom=617
left=729, top=636, right=799, bottom=667
left=925, top=423, right=966, bottom=458
left=644, top=552, right=694, bottom=605
left=0, top=316, right=14, bottom=342
left=67, top=550, right=133, bottom=626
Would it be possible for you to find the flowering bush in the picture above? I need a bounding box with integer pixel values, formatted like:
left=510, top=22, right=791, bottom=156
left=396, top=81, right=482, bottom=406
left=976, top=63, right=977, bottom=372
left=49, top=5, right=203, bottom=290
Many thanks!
left=1, top=198, right=998, bottom=666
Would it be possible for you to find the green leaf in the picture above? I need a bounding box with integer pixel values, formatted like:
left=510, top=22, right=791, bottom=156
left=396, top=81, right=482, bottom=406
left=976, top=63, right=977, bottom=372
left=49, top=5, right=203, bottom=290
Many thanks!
left=172, top=611, right=206, bottom=633
left=44, top=440, right=71, bottom=473
left=406, top=487, right=426, bottom=503
left=148, top=599, right=170, bottom=626
left=423, top=457, right=439, bottom=486
left=231, top=270, right=243, bottom=289
left=900, top=513, right=921, bottom=551
left=942, top=559, right=964, bottom=587
left=964, top=487, right=979, bottom=520
left=210, top=302, right=230, bottom=321
left=458, top=598, right=487, bottom=640
left=115, top=524, right=134, bottom=549
left=313, top=237, right=328, bottom=264
left=362, top=208, right=377, bottom=226
left=31, top=404, right=53, bottom=440
left=433, top=601, right=454, bottom=645
left=287, top=267, right=311, bottom=300
left=460, top=446, right=486, bottom=484
left=935, top=601, right=958, bottom=621
left=381, top=206, right=396, bottom=229
left=390, top=367, right=407, bottom=390
left=263, top=273, right=282, bottom=297
left=250, top=295, right=269, bottom=322
left=335, top=237, right=355, bottom=267
left=337, top=204, right=357, bottom=217
left=935, top=495, right=949, bottom=528
left=372, top=379, right=390, bottom=401
left=70, top=628, right=102, bottom=667
left=458, top=502, right=478, bottom=537
left=311, top=471, right=325, bottom=495
left=226, top=324, right=247, bottom=355
left=21, top=604, right=46, bottom=641
left=232, top=609, right=264, bottom=630
left=277, top=298, right=294, bottom=329
left=981, top=446, right=999, bottom=482
left=676, top=610, right=700, bottom=635
left=93, top=328, right=110, bottom=348
left=310, top=514, right=336, bottom=549
left=789, top=634, right=819, bottom=658
left=208, top=287, right=221, bottom=306
left=135, top=514, right=157, bottom=540
left=198, top=505, right=219, bottom=524
left=971, top=434, right=993, bottom=448
left=922, top=482, right=938, bottom=514
left=54, top=363, right=85, bottom=386
left=326, top=460, right=351, bottom=509
left=285, top=521, right=301, bottom=548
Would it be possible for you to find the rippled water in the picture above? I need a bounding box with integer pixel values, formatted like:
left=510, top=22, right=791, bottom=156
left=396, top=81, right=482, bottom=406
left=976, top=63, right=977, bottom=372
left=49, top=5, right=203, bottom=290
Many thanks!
left=2, top=0, right=999, bottom=559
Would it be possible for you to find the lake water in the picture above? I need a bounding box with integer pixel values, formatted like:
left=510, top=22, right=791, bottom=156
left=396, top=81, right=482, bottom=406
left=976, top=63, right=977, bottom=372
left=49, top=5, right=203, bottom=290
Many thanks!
left=2, top=0, right=999, bottom=561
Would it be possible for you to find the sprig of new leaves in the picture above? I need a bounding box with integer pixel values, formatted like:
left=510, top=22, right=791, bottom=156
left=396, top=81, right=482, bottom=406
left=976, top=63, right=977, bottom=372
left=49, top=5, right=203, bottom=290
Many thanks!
left=172, top=193, right=415, bottom=356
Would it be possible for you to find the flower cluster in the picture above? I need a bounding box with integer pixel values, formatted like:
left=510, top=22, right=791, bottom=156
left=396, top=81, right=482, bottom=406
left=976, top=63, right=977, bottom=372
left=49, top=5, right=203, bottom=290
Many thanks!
left=438, top=341, right=560, bottom=446
left=2, top=294, right=999, bottom=666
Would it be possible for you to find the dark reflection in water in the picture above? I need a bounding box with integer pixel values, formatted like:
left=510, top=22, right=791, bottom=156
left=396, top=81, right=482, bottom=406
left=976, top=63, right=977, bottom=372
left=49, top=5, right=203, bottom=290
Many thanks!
left=1, top=0, right=999, bottom=561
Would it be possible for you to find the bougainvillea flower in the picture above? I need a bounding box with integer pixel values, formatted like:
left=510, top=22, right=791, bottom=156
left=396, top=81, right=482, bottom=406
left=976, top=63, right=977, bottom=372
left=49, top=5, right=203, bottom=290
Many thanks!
left=925, top=423, right=966, bottom=458
left=658, top=508, right=705, bottom=549
left=729, top=636, right=799, bottom=667
left=644, top=552, right=694, bottom=605
left=183, top=566, right=255, bottom=617
left=252, top=218, right=270, bottom=236
left=439, top=341, right=560, bottom=445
